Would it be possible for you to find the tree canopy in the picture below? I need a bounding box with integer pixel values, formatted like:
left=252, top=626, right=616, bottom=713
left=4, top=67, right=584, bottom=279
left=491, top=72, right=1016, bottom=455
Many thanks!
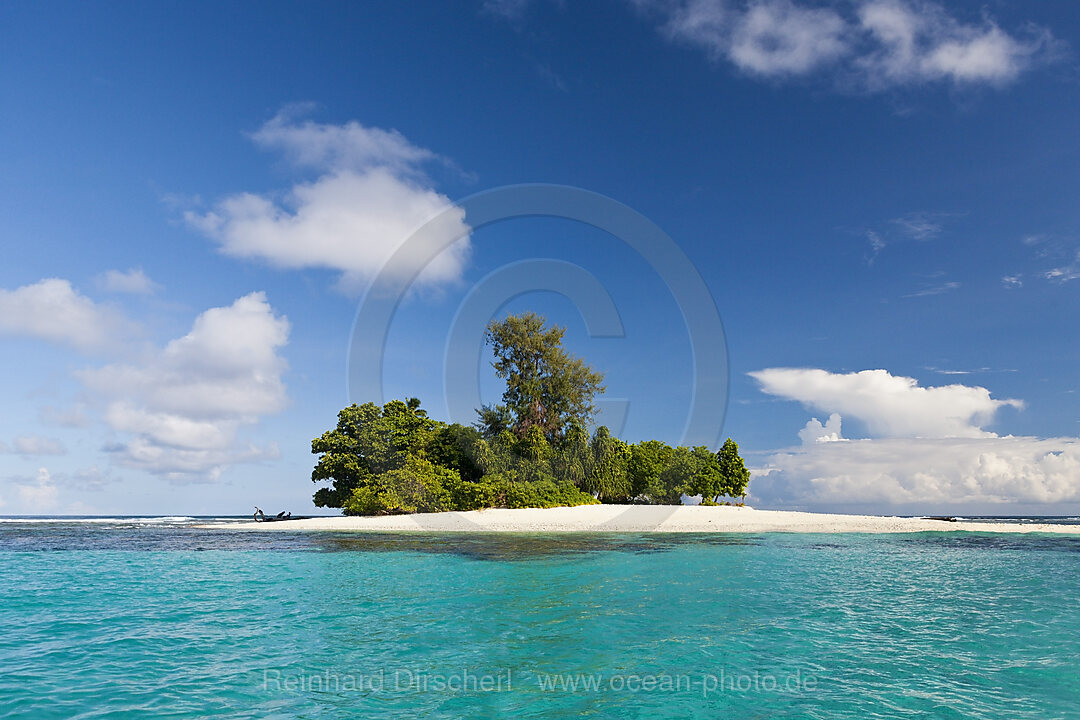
left=482, top=312, right=605, bottom=441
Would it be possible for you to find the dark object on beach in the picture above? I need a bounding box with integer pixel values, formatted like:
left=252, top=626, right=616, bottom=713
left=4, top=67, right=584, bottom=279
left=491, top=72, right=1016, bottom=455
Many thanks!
left=927, top=516, right=957, bottom=522
left=253, top=506, right=265, bottom=521
left=255, top=511, right=306, bottom=522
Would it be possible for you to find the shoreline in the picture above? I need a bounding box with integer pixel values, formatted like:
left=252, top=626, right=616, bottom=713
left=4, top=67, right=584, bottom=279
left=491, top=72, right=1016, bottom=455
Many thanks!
left=218, top=505, right=1080, bottom=534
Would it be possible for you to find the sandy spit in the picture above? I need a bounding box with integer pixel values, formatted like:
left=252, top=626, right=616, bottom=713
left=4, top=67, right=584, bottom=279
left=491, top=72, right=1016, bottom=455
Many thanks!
left=216, top=505, right=1080, bottom=534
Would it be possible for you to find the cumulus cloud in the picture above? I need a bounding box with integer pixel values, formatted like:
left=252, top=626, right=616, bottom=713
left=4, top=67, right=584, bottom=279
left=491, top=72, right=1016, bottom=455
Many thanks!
left=748, top=367, right=1079, bottom=510
left=78, top=292, right=289, bottom=480
left=97, top=268, right=160, bottom=295
left=750, top=368, right=1021, bottom=438
left=0, top=278, right=132, bottom=353
left=187, top=109, right=471, bottom=294
left=752, top=435, right=1080, bottom=509
left=798, top=413, right=844, bottom=444
left=644, top=0, right=1052, bottom=89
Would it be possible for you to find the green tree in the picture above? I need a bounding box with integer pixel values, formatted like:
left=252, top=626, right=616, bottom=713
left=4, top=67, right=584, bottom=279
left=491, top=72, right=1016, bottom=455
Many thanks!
left=344, top=456, right=456, bottom=515
left=582, top=426, right=632, bottom=501
left=428, top=423, right=483, bottom=482
left=483, top=312, right=605, bottom=440
left=552, top=420, right=591, bottom=486
left=656, top=446, right=698, bottom=503
left=628, top=440, right=679, bottom=503
left=312, top=396, right=606, bottom=515
left=311, top=399, right=437, bottom=510
left=475, top=404, right=512, bottom=439
left=685, top=446, right=724, bottom=503
left=716, top=438, right=751, bottom=502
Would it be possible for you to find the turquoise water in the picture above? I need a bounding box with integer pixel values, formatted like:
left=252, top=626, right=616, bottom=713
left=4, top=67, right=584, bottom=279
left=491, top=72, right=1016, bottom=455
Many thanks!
left=1, top=521, right=1078, bottom=718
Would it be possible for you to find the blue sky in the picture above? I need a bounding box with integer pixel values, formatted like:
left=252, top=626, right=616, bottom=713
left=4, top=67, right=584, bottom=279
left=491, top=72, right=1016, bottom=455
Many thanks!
left=1, top=0, right=1078, bottom=515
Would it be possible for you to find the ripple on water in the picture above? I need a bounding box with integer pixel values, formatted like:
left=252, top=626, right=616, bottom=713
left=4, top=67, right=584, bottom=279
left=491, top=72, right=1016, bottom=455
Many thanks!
left=0, top=528, right=1077, bottom=719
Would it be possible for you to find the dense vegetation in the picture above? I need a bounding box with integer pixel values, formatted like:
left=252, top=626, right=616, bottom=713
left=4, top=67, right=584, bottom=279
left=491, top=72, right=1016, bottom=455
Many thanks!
left=312, top=313, right=750, bottom=515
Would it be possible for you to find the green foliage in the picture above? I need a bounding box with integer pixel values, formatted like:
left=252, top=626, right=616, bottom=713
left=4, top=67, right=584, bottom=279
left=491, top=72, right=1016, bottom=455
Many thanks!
left=475, top=404, right=512, bottom=438
left=343, top=456, right=456, bottom=516
left=684, top=446, right=724, bottom=501
left=504, top=478, right=598, bottom=509
left=311, top=399, right=437, bottom=509
left=583, top=427, right=632, bottom=501
left=428, top=423, right=483, bottom=482
left=716, top=438, right=751, bottom=500
left=445, top=473, right=508, bottom=511
left=310, top=313, right=751, bottom=516
left=483, top=312, right=605, bottom=440
left=628, top=440, right=679, bottom=503
left=552, top=421, right=591, bottom=486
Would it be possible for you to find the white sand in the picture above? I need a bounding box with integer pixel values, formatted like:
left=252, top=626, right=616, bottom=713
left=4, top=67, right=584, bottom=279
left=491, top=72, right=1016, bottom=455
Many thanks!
left=222, top=505, right=1080, bottom=534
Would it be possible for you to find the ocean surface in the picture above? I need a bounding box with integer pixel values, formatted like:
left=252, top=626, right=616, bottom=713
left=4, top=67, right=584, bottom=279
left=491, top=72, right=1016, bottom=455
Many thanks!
left=1, top=517, right=1078, bottom=719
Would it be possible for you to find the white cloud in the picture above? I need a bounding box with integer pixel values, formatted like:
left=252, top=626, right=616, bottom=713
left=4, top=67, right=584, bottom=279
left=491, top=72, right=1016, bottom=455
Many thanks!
left=752, top=435, right=1080, bottom=509
left=39, top=405, right=91, bottom=428
left=97, top=268, right=160, bottom=295
left=798, top=413, right=844, bottom=444
left=1044, top=250, right=1080, bottom=283
left=0, top=278, right=131, bottom=353
left=645, top=0, right=1052, bottom=89
left=250, top=106, right=438, bottom=175
left=1013, top=237, right=1080, bottom=284
left=7, top=436, right=67, bottom=456
left=1002, top=275, right=1023, bottom=289
left=661, top=0, right=848, bottom=74
left=748, top=367, right=1079, bottom=510
left=856, top=0, right=1042, bottom=88
left=15, top=468, right=59, bottom=512
left=78, top=292, right=289, bottom=480
left=749, top=367, right=1021, bottom=438
left=729, top=0, right=848, bottom=75
left=187, top=110, right=471, bottom=294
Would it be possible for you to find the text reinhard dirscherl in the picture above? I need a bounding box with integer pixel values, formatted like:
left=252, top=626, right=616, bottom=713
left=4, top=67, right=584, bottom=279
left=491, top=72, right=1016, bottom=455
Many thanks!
left=262, top=669, right=818, bottom=697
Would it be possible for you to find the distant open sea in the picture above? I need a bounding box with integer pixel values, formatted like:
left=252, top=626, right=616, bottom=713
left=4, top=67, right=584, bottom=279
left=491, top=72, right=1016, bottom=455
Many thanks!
left=1, top=517, right=1078, bottom=719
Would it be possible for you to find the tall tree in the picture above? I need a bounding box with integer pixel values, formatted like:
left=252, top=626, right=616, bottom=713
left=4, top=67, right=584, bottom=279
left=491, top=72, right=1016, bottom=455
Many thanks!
left=716, top=438, right=751, bottom=501
left=483, top=312, right=606, bottom=440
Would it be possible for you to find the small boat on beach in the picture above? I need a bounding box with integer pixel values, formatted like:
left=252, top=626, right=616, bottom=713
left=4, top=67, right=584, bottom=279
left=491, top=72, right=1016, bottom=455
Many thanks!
left=252, top=507, right=308, bottom=522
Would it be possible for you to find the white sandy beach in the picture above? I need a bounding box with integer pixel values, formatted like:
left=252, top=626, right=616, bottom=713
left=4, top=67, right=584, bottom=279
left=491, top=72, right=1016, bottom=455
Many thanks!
left=223, top=505, right=1080, bottom=534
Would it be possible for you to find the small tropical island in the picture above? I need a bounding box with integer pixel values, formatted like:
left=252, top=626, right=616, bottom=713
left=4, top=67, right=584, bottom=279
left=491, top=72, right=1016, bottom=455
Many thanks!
left=230, top=313, right=1080, bottom=535
left=236, top=313, right=1079, bottom=536
left=309, top=312, right=752, bottom=516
